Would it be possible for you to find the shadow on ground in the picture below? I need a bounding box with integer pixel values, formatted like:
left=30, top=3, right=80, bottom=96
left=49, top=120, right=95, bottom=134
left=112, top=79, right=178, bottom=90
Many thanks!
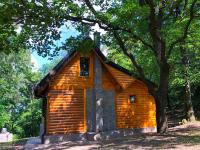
left=0, top=138, right=27, bottom=150
left=25, top=122, right=200, bottom=150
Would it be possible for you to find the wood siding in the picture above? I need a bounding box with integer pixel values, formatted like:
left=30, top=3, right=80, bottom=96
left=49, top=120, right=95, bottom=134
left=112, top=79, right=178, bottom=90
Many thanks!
left=105, top=64, right=135, bottom=89
left=49, top=53, right=94, bottom=90
left=102, top=63, right=156, bottom=129
left=116, top=81, right=156, bottom=129
left=102, top=67, right=120, bottom=90
left=46, top=53, right=93, bottom=135
left=47, top=89, right=86, bottom=134
left=45, top=51, right=156, bottom=135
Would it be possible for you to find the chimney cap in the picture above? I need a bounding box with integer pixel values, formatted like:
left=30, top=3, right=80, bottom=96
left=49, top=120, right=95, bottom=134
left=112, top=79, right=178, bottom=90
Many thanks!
left=94, top=32, right=101, bottom=48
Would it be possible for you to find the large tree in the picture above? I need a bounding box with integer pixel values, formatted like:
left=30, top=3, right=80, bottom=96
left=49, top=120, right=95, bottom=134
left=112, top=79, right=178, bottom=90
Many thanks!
left=2, top=0, right=200, bottom=133
left=0, top=50, right=42, bottom=137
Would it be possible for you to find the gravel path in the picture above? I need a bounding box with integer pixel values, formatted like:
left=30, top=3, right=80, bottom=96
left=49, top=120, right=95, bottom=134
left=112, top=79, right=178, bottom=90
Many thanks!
left=24, top=121, right=200, bottom=150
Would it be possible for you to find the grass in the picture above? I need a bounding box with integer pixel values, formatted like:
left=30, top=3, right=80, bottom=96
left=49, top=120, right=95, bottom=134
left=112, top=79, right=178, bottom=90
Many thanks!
left=0, top=138, right=28, bottom=150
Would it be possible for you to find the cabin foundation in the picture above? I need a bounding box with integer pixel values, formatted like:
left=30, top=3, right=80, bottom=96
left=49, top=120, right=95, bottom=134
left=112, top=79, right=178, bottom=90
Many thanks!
left=43, top=127, right=157, bottom=144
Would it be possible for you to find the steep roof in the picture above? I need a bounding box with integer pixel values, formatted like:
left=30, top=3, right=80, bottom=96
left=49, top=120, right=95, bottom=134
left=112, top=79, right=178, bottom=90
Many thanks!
left=34, top=47, right=139, bottom=98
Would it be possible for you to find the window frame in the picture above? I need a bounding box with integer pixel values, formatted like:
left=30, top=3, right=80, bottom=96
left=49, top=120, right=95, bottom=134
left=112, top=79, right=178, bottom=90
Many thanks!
left=129, top=95, right=136, bottom=104
left=79, top=57, right=90, bottom=77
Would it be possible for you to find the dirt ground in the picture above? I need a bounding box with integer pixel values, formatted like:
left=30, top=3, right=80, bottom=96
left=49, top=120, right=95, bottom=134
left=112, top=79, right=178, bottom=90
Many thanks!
left=0, top=138, right=27, bottom=150
left=2, top=121, right=200, bottom=150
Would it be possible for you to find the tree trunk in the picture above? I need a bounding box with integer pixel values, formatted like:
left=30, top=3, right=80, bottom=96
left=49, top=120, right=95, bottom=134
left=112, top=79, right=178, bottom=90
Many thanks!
left=155, top=61, right=170, bottom=133
left=184, top=77, right=195, bottom=121
left=155, top=96, right=168, bottom=133
left=181, top=46, right=195, bottom=121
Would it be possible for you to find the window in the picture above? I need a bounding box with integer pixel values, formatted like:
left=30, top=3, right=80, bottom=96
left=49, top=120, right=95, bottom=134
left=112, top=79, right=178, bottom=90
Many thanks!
left=130, top=95, right=136, bottom=103
left=80, top=57, right=89, bottom=77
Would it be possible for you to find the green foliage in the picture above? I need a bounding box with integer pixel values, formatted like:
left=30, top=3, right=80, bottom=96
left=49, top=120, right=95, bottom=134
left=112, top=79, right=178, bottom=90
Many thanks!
left=14, top=99, right=42, bottom=137
left=106, top=38, right=159, bottom=84
left=107, top=49, right=132, bottom=71
left=0, top=105, right=10, bottom=128
left=39, top=58, right=62, bottom=77
left=0, top=50, right=42, bottom=138
left=0, top=0, right=199, bottom=130
left=0, top=0, right=27, bottom=54
left=62, top=35, right=94, bottom=56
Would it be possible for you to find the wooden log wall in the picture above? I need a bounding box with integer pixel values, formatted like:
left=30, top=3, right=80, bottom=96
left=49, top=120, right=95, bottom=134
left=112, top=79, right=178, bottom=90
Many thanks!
left=47, top=89, right=86, bottom=134
left=46, top=54, right=94, bottom=134
left=116, top=81, right=156, bottom=129
left=45, top=51, right=156, bottom=135
left=102, top=64, right=156, bottom=129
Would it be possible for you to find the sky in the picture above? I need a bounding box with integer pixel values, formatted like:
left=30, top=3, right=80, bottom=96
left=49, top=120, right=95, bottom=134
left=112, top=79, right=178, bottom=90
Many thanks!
left=31, top=25, right=80, bottom=69
left=31, top=23, right=107, bottom=70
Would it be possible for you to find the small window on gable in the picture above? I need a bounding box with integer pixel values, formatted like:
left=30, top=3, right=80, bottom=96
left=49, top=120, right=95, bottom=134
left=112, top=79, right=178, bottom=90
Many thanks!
left=80, top=57, right=89, bottom=77
left=130, top=95, right=136, bottom=103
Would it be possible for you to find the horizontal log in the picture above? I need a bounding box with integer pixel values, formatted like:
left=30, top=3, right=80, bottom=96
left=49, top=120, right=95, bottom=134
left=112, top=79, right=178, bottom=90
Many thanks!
left=49, top=101, right=84, bottom=104
left=49, top=124, right=84, bottom=128
left=49, top=119, right=84, bottom=123
left=49, top=113, right=84, bottom=117
left=49, top=99, right=84, bottom=101
left=48, top=126, right=85, bottom=130
left=49, top=112, right=84, bottom=115
left=116, top=108, right=156, bottom=111
left=49, top=104, right=84, bottom=108
left=116, top=119, right=156, bottom=122
left=116, top=116, right=156, bottom=119
left=116, top=118, right=156, bottom=121
left=49, top=103, right=84, bottom=106
left=48, top=93, right=84, bottom=96
left=49, top=123, right=84, bottom=126
left=49, top=117, right=84, bottom=122
left=49, top=98, right=84, bottom=102
left=49, top=104, right=84, bottom=107
left=48, top=94, right=84, bottom=96
left=49, top=85, right=93, bottom=90
left=116, top=112, right=156, bottom=116
left=48, top=128, right=85, bottom=132
left=49, top=106, right=84, bottom=109
left=49, top=121, right=84, bottom=125
left=49, top=89, right=84, bottom=92
left=49, top=101, right=84, bottom=108
left=116, top=120, right=156, bottom=123
left=50, top=83, right=93, bottom=87
left=49, top=115, right=84, bottom=119
left=48, top=92, right=84, bottom=95
left=116, top=109, right=156, bottom=112
left=51, top=82, right=92, bottom=85
left=49, top=109, right=84, bottom=113
left=48, top=130, right=85, bottom=134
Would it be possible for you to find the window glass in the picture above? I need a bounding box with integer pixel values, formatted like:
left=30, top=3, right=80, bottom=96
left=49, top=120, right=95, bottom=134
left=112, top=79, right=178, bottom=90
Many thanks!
left=130, top=95, right=136, bottom=103
left=80, top=57, right=89, bottom=77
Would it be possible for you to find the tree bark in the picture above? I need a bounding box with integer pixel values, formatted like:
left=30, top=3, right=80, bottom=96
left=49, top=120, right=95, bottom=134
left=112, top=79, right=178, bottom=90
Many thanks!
left=155, top=96, right=168, bottom=133
left=155, top=61, right=170, bottom=133
left=184, top=77, right=195, bottom=121
left=180, top=46, right=195, bottom=121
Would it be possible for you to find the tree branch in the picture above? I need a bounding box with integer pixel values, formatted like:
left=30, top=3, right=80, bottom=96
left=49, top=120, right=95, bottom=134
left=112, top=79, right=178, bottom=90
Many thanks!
left=147, top=0, right=167, bottom=64
left=113, top=31, right=157, bottom=96
left=113, top=31, right=145, bottom=79
left=83, top=0, right=155, bottom=51
left=162, top=0, right=182, bottom=21
left=167, top=0, right=197, bottom=58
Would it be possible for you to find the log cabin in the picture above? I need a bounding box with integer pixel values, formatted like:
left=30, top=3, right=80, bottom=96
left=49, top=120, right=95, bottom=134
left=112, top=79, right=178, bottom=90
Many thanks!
left=34, top=42, right=156, bottom=143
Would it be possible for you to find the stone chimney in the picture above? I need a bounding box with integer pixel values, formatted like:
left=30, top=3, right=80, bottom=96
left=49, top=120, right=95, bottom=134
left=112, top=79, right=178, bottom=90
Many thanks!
left=94, top=32, right=100, bottom=49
